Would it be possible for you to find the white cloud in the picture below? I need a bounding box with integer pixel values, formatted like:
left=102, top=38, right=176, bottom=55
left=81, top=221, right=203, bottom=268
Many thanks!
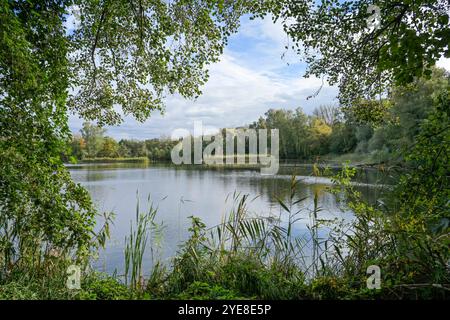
left=92, top=53, right=337, bottom=140
left=437, top=57, right=450, bottom=71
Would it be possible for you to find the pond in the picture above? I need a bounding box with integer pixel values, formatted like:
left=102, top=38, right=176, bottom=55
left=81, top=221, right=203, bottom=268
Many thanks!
left=68, top=162, right=390, bottom=275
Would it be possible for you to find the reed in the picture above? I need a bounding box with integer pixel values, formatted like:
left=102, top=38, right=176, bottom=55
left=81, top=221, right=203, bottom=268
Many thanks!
left=124, top=192, right=164, bottom=290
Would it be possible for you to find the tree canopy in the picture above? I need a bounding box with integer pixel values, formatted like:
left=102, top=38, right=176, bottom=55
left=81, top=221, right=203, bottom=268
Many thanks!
left=266, top=0, right=450, bottom=106
left=68, top=0, right=254, bottom=125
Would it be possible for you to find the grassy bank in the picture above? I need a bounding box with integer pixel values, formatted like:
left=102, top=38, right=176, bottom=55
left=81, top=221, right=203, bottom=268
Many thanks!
left=80, top=157, right=149, bottom=164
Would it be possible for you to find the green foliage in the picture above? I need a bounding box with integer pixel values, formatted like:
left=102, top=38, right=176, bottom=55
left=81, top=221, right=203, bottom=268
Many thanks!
left=68, top=0, right=251, bottom=125
left=80, top=122, right=106, bottom=158
left=344, top=99, right=392, bottom=127
left=309, top=276, right=352, bottom=300
left=70, top=134, right=87, bottom=160
left=329, top=124, right=357, bottom=154
left=146, top=138, right=178, bottom=161
left=386, top=91, right=450, bottom=289
left=0, top=147, right=97, bottom=274
left=124, top=195, right=164, bottom=291
left=0, top=257, right=78, bottom=300
left=77, top=274, right=136, bottom=300
left=253, top=68, right=449, bottom=163
left=97, top=137, right=120, bottom=158
left=0, top=1, right=99, bottom=273
left=327, top=96, right=450, bottom=298
left=1, top=0, right=449, bottom=302
left=270, top=1, right=450, bottom=106
left=0, top=268, right=136, bottom=300
left=251, top=107, right=332, bottom=159
left=66, top=123, right=177, bottom=161
left=118, top=139, right=148, bottom=158
left=88, top=88, right=446, bottom=300
left=174, top=281, right=245, bottom=300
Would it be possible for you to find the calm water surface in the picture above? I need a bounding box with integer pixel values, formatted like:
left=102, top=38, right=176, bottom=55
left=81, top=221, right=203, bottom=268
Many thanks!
left=68, top=163, right=388, bottom=274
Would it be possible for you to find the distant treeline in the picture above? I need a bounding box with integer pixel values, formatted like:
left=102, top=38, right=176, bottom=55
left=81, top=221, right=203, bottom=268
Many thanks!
left=249, top=68, right=448, bottom=163
left=65, top=123, right=177, bottom=162
left=65, top=68, right=448, bottom=164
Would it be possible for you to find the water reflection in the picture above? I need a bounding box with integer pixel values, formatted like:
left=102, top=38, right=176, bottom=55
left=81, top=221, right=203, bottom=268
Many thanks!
left=68, top=163, right=386, bottom=274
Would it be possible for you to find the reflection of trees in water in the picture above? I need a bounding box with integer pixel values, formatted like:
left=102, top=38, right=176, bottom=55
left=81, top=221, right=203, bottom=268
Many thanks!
left=234, top=173, right=380, bottom=217
left=76, top=165, right=388, bottom=274
left=279, top=165, right=394, bottom=185
left=85, top=171, right=111, bottom=181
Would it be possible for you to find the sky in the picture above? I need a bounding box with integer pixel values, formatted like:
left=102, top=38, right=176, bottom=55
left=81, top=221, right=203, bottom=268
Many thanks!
left=68, top=15, right=450, bottom=140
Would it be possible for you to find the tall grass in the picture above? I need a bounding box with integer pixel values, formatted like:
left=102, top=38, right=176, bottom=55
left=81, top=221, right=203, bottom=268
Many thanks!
left=131, top=165, right=448, bottom=299
left=155, top=174, right=340, bottom=299
left=124, top=192, right=164, bottom=290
